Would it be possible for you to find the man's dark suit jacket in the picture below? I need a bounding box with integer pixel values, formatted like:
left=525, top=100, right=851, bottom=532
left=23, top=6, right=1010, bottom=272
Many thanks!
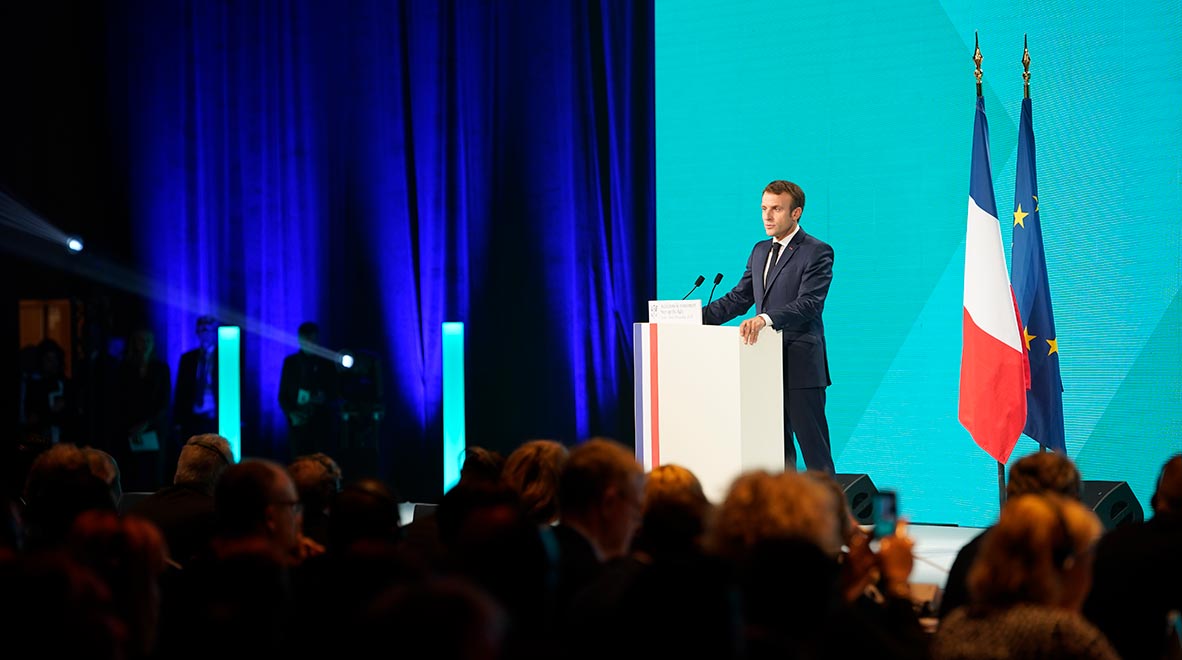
left=173, top=347, right=218, bottom=437
left=703, top=228, right=833, bottom=389
left=1083, top=512, right=1182, bottom=660
left=125, top=482, right=217, bottom=566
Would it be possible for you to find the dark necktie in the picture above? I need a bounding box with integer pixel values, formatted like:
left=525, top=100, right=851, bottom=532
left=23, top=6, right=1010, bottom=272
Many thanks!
left=764, top=242, right=782, bottom=293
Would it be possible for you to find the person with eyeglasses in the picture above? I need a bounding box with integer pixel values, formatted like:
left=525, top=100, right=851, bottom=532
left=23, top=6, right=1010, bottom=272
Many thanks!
left=208, top=459, right=324, bottom=565
left=156, top=458, right=321, bottom=658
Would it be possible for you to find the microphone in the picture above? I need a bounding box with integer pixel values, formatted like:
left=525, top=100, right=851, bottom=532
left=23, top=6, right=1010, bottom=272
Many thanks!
left=681, top=275, right=706, bottom=300
left=706, top=273, right=724, bottom=305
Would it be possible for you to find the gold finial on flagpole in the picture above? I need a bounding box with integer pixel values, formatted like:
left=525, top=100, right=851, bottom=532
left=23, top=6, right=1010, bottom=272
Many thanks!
left=974, top=32, right=984, bottom=98
left=1022, top=34, right=1031, bottom=99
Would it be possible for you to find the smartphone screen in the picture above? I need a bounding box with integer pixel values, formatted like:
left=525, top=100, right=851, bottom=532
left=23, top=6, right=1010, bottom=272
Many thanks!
left=872, top=491, right=898, bottom=539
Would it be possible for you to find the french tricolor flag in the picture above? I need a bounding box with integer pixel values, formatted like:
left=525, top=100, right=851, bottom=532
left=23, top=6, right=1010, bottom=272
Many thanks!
left=959, top=96, right=1029, bottom=464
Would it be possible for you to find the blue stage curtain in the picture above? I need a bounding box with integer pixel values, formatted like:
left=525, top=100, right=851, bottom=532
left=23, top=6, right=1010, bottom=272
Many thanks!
left=107, top=0, right=653, bottom=497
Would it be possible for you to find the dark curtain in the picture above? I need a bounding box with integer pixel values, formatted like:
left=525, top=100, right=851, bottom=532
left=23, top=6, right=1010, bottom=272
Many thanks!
left=100, top=0, right=654, bottom=500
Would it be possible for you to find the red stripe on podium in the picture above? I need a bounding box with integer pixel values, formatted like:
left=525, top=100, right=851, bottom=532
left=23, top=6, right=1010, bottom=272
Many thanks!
left=649, top=324, right=660, bottom=467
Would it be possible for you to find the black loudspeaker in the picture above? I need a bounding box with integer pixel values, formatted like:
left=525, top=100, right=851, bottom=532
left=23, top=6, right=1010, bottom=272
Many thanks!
left=835, top=473, right=878, bottom=525
left=1080, top=480, right=1143, bottom=531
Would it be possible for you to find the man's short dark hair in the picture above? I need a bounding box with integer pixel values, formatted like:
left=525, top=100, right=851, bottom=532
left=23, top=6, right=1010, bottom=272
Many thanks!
left=196, top=315, right=218, bottom=330
left=297, top=322, right=319, bottom=341
left=763, top=180, right=805, bottom=212
left=215, top=460, right=284, bottom=537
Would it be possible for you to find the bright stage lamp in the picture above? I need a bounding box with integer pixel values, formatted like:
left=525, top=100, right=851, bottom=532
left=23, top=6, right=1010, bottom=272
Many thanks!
left=340, top=353, right=355, bottom=369
left=66, top=236, right=84, bottom=253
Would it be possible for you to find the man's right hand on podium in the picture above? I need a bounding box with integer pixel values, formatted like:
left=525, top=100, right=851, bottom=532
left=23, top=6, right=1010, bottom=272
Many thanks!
left=739, top=315, right=768, bottom=345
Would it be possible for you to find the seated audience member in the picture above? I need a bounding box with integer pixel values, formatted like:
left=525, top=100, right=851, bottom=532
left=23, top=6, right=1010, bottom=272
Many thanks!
left=355, top=578, right=507, bottom=660
left=501, top=439, right=568, bottom=525
left=805, top=469, right=918, bottom=609
left=567, top=463, right=739, bottom=660
left=711, top=470, right=924, bottom=660
left=940, top=450, right=1082, bottom=619
left=632, top=463, right=711, bottom=560
left=400, top=445, right=504, bottom=563
left=327, top=477, right=403, bottom=553
left=68, top=510, right=170, bottom=660
left=126, top=433, right=232, bottom=566
left=83, top=447, right=123, bottom=507
left=437, top=479, right=559, bottom=632
left=553, top=438, right=645, bottom=602
left=158, top=459, right=314, bottom=660
left=1084, top=454, right=1182, bottom=660
left=932, top=494, right=1117, bottom=660
left=459, top=445, right=506, bottom=485
left=289, top=477, right=420, bottom=660
left=287, top=452, right=342, bottom=546
left=709, top=469, right=843, bottom=561
left=0, top=552, right=123, bottom=659
left=210, top=458, right=321, bottom=564
left=22, top=443, right=117, bottom=551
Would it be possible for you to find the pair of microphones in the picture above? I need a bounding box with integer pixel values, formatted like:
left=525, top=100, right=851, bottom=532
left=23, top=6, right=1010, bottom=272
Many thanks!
left=682, top=273, right=724, bottom=304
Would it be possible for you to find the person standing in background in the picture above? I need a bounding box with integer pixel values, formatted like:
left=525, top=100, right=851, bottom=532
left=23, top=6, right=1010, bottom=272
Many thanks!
left=279, top=322, right=338, bottom=459
left=117, top=328, right=171, bottom=491
left=173, top=316, right=219, bottom=447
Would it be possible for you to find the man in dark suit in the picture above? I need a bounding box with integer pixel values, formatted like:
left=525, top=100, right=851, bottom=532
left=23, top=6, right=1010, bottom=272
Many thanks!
left=1084, top=454, right=1182, bottom=660
left=703, top=180, right=835, bottom=472
left=278, top=322, right=338, bottom=459
left=126, top=433, right=233, bottom=566
left=173, top=315, right=219, bottom=447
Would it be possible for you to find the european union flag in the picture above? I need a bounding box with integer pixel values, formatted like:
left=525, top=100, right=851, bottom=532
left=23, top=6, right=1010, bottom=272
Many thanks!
left=1011, top=96, right=1065, bottom=453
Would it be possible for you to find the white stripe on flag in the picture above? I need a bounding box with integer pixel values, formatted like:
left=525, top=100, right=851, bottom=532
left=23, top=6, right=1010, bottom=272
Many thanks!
left=964, top=196, right=1022, bottom=352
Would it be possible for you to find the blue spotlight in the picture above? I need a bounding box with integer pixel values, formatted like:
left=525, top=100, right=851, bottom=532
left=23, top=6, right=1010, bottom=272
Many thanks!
left=340, top=352, right=355, bottom=369
left=66, top=236, right=84, bottom=253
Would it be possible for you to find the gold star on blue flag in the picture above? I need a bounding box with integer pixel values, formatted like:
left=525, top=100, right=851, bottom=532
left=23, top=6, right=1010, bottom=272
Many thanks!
left=1011, top=96, right=1065, bottom=453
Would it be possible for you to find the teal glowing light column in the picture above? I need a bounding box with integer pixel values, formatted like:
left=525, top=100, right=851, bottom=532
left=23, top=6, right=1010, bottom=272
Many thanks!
left=217, top=326, right=242, bottom=462
left=442, top=322, right=466, bottom=493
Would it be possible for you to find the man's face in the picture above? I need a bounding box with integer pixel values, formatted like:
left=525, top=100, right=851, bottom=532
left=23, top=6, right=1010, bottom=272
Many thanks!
left=266, top=469, right=303, bottom=555
left=197, top=322, right=217, bottom=350
left=762, top=191, right=802, bottom=241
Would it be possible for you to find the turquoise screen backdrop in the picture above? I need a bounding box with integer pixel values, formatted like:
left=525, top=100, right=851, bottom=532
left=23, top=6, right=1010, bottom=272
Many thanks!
left=655, top=0, right=1181, bottom=527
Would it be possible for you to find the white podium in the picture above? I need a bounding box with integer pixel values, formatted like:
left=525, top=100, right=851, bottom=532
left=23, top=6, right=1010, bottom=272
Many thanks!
left=633, top=323, right=785, bottom=502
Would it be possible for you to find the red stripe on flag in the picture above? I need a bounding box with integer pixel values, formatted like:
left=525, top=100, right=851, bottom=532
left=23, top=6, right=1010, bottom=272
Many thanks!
left=959, top=308, right=1027, bottom=464
left=649, top=324, right=660, bottom=467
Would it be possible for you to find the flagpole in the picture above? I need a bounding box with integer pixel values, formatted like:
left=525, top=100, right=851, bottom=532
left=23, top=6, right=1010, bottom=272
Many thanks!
left=974, top=34, right=1007, bottom=506
left=1022, top=34, right=1030, bottom=100
left=974, top=33, right=983, bottom=98
left=1023, top=35, right=1042, bottom=457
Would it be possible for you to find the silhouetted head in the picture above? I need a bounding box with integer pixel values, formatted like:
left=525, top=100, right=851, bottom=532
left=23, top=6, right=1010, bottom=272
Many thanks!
left=1151, top=454, right=1182, bottom=516
left=1007, top=451, right=1081, bottom=500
